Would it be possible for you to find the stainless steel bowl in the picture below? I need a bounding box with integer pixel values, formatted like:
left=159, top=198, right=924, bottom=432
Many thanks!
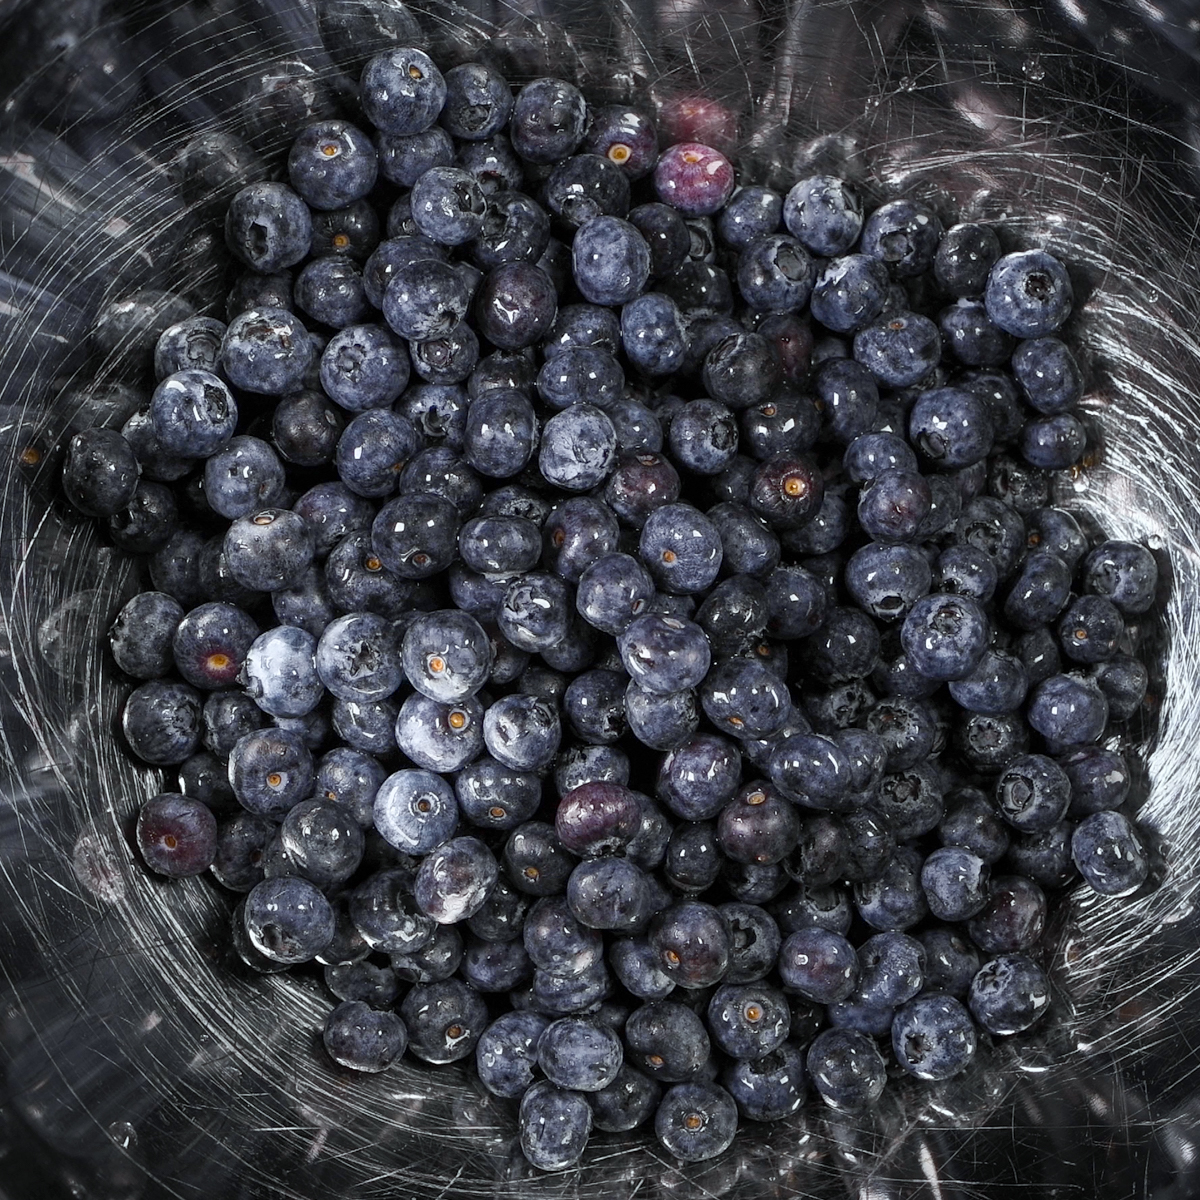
left=1, top=1, right=1199, bottom=1196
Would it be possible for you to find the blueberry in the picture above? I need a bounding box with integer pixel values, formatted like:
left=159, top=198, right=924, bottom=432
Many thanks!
left=1061, top=746, right=1131, bottom=817
left=808, top=607, right=882, bottom=684
left=400, top=977, right=489, bottom=1064
left=310, top=198, right=382, bottom=259
left=948, top=648, right=1029, bottom=714
left=461, top=388, right=538, bottom=478
left=584, top=104, right=659, bottom=179
left=575, top=552, right=654, bottom=636
left=408, top=165, right=487, bottom=246
left=391, top=923, right=464, bottom=984
left=224, top=181, right=312, bottom=272
left=510, top=77, right=587, bottom=164
left=968, top=953, right=1051, bottom=1035
left=652, top=141, right=735, bottom=217
left=1006, top=821, right=1078, bottom=890
left=806, top=1028, right=887, bottom=1112
left=873, top=763, right=946, bottom=839
left=809, top=254, right=889, bottom=335
left=615, top=613, right=710, bottom=696
left=370, top=493, right=460, bottom=578
left=934, top=544, right=998, bottom=603
left=555, top=744, right=630, bottom=796
left=381, top=258, right=471, bottom=342
left=324, top=530, right=410, bottom=619
left=1027, top=671, right=1109, bottom=745
left=455, top=135, right=524, bottom=194
left=936, top=787, right=1012, bottom=864
left=853, top=844, right=928, bottom=931
left=718, top=902, right=782, bottom=985
left=203, top=436, right=285, bottom=521
left=737, top=234, right=815, bottom=313
left=662, top=399, right=736, bottom=477
left=656, top=734, right=741, bottom=821
left=276, top=797, right=365, bottom=887
left=740, top=394, right=821, bottom=462
left=931, top=221, right=999, bottom=297
left=243, top=875, right=335, bottom=964
left=376, top=124, right=458, bottom=189
left=496, top=573, right=570, bottom=654
left=544, top=153, right=631, bottom=229
left=288, top=119, right=377, bottom=211
left=782, top=176, right=862, bottom=256
left=938, top=299, right=1013, bottom=367
left=372, top=768, right=457, bottom=854
left=535, top=348, right=623, bottom=417
left=109, top=591, right=184, bottom=680
left=716, top=781, right=800, bottom=865
left=350, top=867, right=436, bottom=955
left=270, top=393, right=344, bottom=469
left=625, top=998, right=711, bottom=1081
left=1011, top=336, right=1084, bottom=414
left=314, top=612, right=402, bottom=703
left=761, top=563, right=827, bottom=639
left=362, top=235, right=447, bottom=308
left=523, top=894, right=604, bottom=976
left=572, top=215, right=651, bottom=307
left=891, top=994, right=977, bottom=1081
left=239, top=625, right=321, bottom=719
left=908, top=385, right=994, bottom=468
left=529, top=959, right=613, bottom=1015
left=398, top=608, right=491, bottom=704
left=484, top=693, right=561, bottom=771
left=542, top=495, right=620, bottom=582
left=1019, top=413, right=1086, bottom=470
left=475, top=1010, right=550, bottom=1099
left=639, top=502, right=723, bottom=594
left=776, top=927, right=858, bottom=1004
left=625, top=682, right=700, bottom=750
left=437, top=61, right=512, bottom=140
left=319, top=323, right=409, bottom=411
left=1082, top=540, right=1159, bottom=615
left=901, top=593, right=989, bottom=681
left=221, top=309, right=312, bottom=396
left=841, top=809, right=897, bottom=883
left=210, top=810, right=275, bottom=893
left=844, top=431, right=919, bottom=482
left=722, top=1043, right=807, bottom=1123
left=863, top=695, right=937, bottom=771
left=1091, top=655, right=1148, bottom=721
left=536, top=1017, right=623, bottom=1092
left=918, top=846, right=989, bottom=921
left=518, top=1080, right=593, bottom=1171
left=154, top=315, right=226, bottom=379
left=955, top=711, right=1030, bottom=772
left=394, top=692, right=481, bottom=771
left=136, top=793, right=218, bottom=877
left=628, top=202, right=691, bottom=279
left=467, top=875, right=532, bottom=944
left=701, top=656, right=793, bottom=741
left=967, top=873, right=1047, bottom=954
left=845, top=542, right=931, bottom=622
left=545, top=303, right=621, bottom=360
left=915, top=927, right=981, bottom=998
left=984, top=249, right=1073, bottom=337
left=121, top=679, right=202, bottom=766
left=860, top=198, right=943, bottom=276
left=313, top=746, right=385, bottom=829
left=604, top=450, right=682, bottom=527
left=716, top=185, right=781, bottom=250
left=322, top=999, right=407, bottom=1074
left=360, top=47, right=445, bottom=135
left=562, top=669, right=626, bottom=744
left=702, top=330, right=780, bottom=409
left=222, top=509, right=314, bottom=594
left=408, top=322, right=479, bottom=385
left=853, top=311, right=941, bottom=387
left=649, top=901, right=730, bottom=989
left=149, top=371, right=237, bottom=459
left=414, top=835, right=498, bottom=924
left=1071, top=810, right=1149, bottom=896
left=696, top=575, right=770, bottom=654
left=473, top=262, right=558, bottom=349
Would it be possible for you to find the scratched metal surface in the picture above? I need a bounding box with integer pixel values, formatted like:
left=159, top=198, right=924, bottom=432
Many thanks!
left=0, top=1, right=1198, bottom=1196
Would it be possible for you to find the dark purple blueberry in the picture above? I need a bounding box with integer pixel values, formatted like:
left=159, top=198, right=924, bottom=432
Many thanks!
left=555, top=781, right=644, bottom=858
left=967, top=873, right=1047, bottom=954
left=653, top=142, right=735, bottom=217
left=136, top=793, right=218, bottom=877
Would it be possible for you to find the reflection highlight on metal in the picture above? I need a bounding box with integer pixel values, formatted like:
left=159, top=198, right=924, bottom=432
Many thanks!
left=0, top=0, right=1197, bottom=1196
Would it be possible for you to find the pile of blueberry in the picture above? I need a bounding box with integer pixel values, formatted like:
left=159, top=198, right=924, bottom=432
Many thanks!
left=58, top=40, right=1161, bottom=1172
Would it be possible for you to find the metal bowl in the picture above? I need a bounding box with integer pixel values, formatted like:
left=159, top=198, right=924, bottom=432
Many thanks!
left=1, top=1, right=1198, bottom=1196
